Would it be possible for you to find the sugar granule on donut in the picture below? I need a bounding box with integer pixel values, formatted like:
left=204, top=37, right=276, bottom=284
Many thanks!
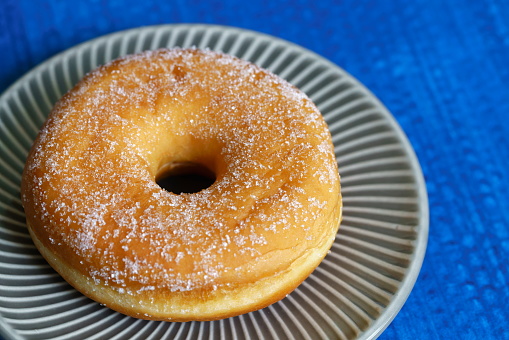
left=21, top=48, right=342, bottom=321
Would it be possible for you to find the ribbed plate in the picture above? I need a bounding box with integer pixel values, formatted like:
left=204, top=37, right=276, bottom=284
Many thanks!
left=0, top=24, right=428, bottom=340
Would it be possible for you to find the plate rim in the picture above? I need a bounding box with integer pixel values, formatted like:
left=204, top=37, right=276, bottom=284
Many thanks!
left=0, top=23, right=429, bottom=340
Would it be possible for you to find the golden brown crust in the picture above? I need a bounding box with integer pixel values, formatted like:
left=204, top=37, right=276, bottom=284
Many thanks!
left=21, top=48, right=342, bottom=321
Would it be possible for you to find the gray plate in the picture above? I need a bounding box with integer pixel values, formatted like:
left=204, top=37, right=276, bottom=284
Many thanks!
left=0, top=24, right=428, bottom=340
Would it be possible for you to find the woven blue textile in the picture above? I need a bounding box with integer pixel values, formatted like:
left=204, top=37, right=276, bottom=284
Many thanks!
left=1, top=0, right=508, bottom=339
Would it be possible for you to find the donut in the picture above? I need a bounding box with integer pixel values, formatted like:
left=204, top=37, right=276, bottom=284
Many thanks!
left=20, top=48, right=342, bottom=321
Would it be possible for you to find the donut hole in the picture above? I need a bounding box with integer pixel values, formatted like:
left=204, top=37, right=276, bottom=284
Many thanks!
left=156, top=162, right=216, bottom=194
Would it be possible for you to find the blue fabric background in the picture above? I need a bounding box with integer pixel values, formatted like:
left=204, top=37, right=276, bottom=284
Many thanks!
left=1, top=0, right=508, bottom=339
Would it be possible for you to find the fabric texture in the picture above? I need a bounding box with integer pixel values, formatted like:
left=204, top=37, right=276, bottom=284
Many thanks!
left=1, top=0, right=508, bottom=338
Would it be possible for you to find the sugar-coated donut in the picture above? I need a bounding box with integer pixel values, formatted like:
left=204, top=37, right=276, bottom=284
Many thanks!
left=21, top=48, right=342, bottom=321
